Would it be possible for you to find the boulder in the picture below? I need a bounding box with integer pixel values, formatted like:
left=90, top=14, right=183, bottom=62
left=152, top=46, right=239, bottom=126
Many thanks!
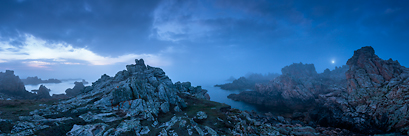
left=31, top=85, right=51, bottom=99
left=65, top=81, right=86, bottom=97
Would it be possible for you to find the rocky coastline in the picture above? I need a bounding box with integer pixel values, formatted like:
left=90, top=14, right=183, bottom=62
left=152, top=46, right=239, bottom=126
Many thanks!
left=227, top=46, right=409, bottom=135
left=0, top=46, right=408, bottom=135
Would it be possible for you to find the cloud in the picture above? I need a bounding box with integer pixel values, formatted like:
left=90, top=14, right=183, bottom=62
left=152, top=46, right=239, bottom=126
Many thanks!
left=22, top=61, right=54, bottom=69
left=0, top=34, right=171, bottom=67
left=0, top=0, right=163, bottom=55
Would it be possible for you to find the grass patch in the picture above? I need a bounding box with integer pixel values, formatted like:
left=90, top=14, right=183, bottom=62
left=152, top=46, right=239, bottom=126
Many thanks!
left=0, top=99, right=58, bottom=120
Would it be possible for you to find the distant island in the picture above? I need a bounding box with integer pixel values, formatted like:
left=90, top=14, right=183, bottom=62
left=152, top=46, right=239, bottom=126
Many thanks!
left=21, top=76, right=62, bottom=85
left=215, top=73, right=280, bottom=91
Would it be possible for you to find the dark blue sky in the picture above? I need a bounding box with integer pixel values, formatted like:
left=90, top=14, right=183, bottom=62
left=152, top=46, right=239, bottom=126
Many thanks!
left=0, top=0, right=408, bottom=85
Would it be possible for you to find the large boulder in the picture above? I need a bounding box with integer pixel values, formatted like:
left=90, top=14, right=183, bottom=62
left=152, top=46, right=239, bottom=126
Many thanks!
left=65, top=82, right=85, bottom=97
left=31, top=85, right=51, bottom=99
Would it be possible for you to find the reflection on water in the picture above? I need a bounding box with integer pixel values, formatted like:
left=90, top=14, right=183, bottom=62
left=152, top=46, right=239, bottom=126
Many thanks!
left=203, top=85, right=272, bottom=113
left=25, top=80, right=89, bottom=95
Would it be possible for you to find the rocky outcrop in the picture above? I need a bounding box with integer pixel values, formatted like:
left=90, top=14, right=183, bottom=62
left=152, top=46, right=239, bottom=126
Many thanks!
left=215, top=73, right=280, bottom=91
left=31, top=85, right=51, bottom=99
left=21, top=76, right=61, bottom=85
left=315, top=46, right=409, bottom=134
left=281, top=63, right=317, bottom=78
left=65, top=81, right=85, bottom=97
left=0, top=70, right=35, bottom=99
left=175, top=81, right=210, bottom=100
left=228, top=63, right=348, bottom=110
left=0, top=59, right=215, bottom=135
left=215, top=77, right=258, bottom=91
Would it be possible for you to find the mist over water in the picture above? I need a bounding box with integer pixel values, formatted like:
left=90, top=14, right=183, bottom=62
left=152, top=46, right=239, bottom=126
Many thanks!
left=25, top=79, right=90, bottom=95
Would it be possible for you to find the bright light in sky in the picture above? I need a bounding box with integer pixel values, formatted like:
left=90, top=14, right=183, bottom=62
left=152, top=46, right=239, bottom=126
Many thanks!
left=332, top=60, right=335, bottom=64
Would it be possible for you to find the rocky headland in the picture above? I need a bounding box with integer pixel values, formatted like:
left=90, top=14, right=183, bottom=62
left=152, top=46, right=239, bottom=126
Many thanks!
left=215, top=73, right=280, bottom=91
left=314, top=46, right=409, bottom=134
left=227, top=46, right=409, bottom=135
left=228, top=63, right=348, bottom=111
left=21, top=77, right=62, bottom=85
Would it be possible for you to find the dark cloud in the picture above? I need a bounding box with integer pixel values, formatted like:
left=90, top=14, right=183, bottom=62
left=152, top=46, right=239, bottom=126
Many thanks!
left=0, top=0, right=162, bottom=55
left=0, top=0, right=408, bottom=85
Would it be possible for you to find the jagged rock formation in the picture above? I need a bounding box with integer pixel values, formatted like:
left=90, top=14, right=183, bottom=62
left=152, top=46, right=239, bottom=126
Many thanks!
left=215, top=73, right=280, bottom=91
left=228, top=63, right=348, bottom=110
left=315, top=46, right=409, bottom=134
left=0, top=70, right=35, bottom=99
left=31, top=85, right=51, bottom=99
left=0, top=59, right=218, bottom=135
left=65, top=81, right=86, bottom=97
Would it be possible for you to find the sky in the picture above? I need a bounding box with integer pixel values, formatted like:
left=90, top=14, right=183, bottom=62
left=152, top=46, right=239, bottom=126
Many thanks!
left=0, top=0, right=408, bottom=85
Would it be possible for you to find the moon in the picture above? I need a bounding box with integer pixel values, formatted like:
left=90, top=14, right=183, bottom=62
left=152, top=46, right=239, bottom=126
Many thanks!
left=331, top=60, right=335, bottom=64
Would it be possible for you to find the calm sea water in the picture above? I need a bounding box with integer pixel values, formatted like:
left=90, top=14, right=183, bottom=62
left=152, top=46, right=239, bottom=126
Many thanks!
left=203, top=85, right=272, bottom=113
left=25, top=80, right=89, bottom=95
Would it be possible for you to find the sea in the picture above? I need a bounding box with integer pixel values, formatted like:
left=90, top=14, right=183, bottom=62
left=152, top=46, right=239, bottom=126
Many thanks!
left=25, top=79, right=89, bottom=95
